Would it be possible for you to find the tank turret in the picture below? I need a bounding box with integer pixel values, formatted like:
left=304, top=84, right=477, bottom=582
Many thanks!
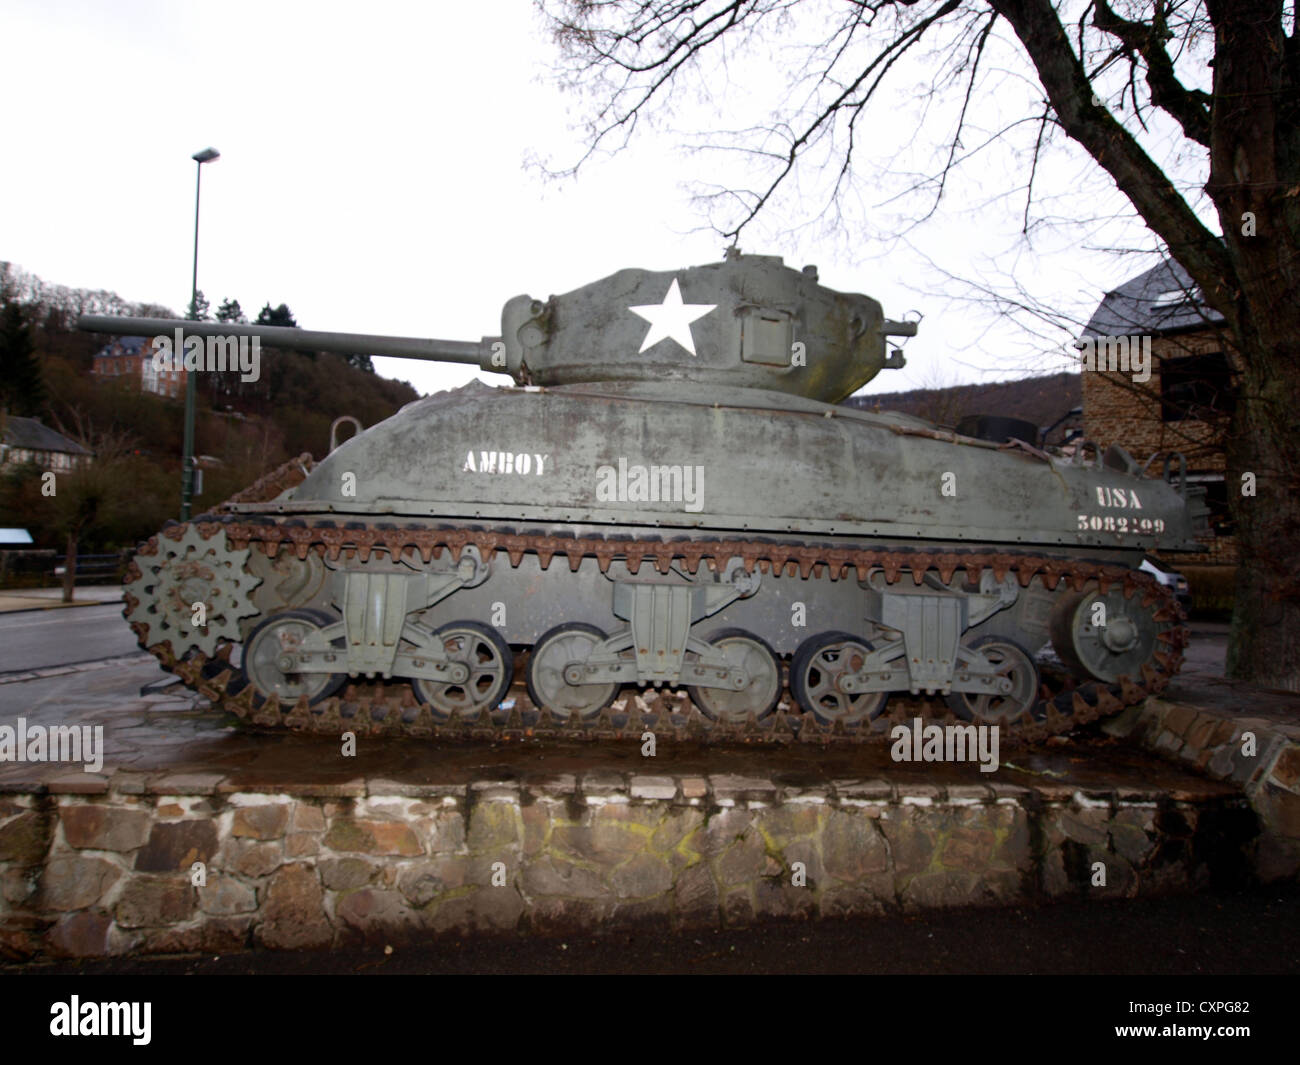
left=498, top=252, right=914, bottom=400
left=79, top=252, right=913, bottom=401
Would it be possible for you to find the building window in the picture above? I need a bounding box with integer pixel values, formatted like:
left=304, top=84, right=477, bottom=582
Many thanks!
left=1161, top=351, right=1235, bottom=422
left=1193, top=474, right=1236, bottom=538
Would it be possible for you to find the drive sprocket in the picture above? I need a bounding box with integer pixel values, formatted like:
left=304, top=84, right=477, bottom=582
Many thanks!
left=124, top=524, right=262, bottom=656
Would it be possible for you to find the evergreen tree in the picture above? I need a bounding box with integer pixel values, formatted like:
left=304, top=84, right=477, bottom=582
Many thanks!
left=216, top=298, right=246, bottom=323
left=256, top=303, right=298, bottom=328
left=0, top=297, right=47, bottom=417
left=187, top=289, right=211, bottom=321
left=256, top=303, right=308, bottom=366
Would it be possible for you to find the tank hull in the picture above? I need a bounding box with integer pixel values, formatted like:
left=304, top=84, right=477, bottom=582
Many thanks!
left=233, top=380, right=1201, bottom=554
left=120, top=380, right=1197, bottom=743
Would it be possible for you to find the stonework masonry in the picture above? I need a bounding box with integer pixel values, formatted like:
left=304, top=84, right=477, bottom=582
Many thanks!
left=1, top=747, right=1291, bottom=960
left=1103, top=696, right=1300, bottom=880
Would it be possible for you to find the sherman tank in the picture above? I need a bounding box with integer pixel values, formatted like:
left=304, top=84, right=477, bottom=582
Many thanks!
left=79, top=251, right=1206, bottom=744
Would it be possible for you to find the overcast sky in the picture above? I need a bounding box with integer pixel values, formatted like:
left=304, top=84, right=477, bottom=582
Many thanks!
left=2, top=0, right=1198, bottom=399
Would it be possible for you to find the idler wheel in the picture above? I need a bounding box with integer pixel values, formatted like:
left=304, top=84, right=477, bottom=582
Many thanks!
left=1049, top=586, right=1164, bottom=684
left=241, top=608, right=346, bottom=706
left=789, top=631, right=889, bottom=726
left=687, top=628, right=782, bottom=723
left=526, top=623, right=619, bottom=720
left=411, top=621, right=514, bottom=722
left=944, top=635, right=1039, bottom=725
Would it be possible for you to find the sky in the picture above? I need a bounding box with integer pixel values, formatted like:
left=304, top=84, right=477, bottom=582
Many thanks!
left=1, top=0, right=1207, bottom=400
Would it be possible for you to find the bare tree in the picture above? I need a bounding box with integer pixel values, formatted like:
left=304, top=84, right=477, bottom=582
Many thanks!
left=48, top=419, right=133, bottom=602
left=540, top=0, right=1300, bottom=691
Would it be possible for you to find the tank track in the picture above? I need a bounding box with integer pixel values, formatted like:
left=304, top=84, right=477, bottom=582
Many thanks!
left=125, top=515, right=1188, bottom=747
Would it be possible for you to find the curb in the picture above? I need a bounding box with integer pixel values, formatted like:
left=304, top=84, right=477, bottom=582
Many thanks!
left=0, top=652, right=154, bottom=686
left=0, top=597, right=123, bottom=616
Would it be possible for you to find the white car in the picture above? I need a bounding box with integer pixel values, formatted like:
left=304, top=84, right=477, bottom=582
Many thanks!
left=1139, top=556, right=1192, bottom=612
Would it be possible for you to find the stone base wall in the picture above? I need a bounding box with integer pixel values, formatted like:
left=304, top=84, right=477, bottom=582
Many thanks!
left=0, top=772, right=1255, bottom=960
left=1104, top=699, right=1300, bottom=880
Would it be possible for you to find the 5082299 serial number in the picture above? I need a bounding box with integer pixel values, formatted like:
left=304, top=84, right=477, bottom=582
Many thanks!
left=1077, top=514, right=1166, bottom=534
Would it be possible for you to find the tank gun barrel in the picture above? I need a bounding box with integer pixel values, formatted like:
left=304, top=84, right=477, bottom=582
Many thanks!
left=76, top=315, right=509, bottom=373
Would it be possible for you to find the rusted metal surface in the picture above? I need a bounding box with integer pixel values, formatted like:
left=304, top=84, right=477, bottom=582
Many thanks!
left=221, top=453, right=315, bottom=506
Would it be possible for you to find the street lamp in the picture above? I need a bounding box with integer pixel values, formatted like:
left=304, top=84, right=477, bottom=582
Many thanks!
left=181, top=146, right=220, bottom=520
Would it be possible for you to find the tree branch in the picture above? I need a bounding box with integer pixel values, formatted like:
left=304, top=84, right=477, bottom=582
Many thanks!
left=989, top=0, right=1234, bottom=315
left=1093, top=0, right=1212, bottom=147
left=716, top=0, right=965, bottom=239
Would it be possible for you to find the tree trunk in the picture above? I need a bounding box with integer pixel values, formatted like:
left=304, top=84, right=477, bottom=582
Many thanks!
left=1224, top=340, right=1300, bottom=692
left=1206, top=0, right=1300, bottom=692
left=62, top=531, right=76, bottom=604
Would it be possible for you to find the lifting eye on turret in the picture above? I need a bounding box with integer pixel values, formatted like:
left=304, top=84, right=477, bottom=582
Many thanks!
left=882, top=317, right=919, bottom=369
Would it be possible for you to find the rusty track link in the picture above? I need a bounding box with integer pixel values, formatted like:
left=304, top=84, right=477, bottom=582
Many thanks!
left=125, top=516, right=1188, bottom=747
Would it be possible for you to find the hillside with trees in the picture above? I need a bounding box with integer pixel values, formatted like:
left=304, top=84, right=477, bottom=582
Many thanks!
left=0, top=261, right=419, bottom=553
left=846, top=372, right=1082, bottom=443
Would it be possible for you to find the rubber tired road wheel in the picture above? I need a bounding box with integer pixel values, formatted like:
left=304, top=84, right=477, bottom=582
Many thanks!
left=241, top=608, right=346, bottom=706
left=687, top=628, right=782, bottom=723
left=944, top=634, right=1040, bottom=725
left=410, top=620, right=514, bottom=721
left=789, top=630, right=889, bottom=726
left=526, top=623, right=619, bottom=720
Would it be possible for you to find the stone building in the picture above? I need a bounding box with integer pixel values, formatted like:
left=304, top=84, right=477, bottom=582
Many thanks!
left=1079, top=259, right=1237, bottom=603
left=0, top=415, right=93, bottom=472
left=92, top=336, right=187, bottom=399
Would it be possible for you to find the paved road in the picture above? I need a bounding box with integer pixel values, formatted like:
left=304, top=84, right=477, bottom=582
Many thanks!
left=0, top=657, right=172, bottom=721
left=0, top=602, right=140, bottom=674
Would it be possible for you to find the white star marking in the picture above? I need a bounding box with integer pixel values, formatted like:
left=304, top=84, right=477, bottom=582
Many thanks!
left=628, top=278, right=716, bottom=356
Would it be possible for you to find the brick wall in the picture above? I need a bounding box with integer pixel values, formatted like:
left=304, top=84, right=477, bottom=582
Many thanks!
left=1081, top=330, right=1237, bottom=567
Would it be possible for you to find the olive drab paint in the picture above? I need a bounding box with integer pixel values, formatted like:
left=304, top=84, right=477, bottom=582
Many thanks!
left=79, top=250, right=1209, bottom=734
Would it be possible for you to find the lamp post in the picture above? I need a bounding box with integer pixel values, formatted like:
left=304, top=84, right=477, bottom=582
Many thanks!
left=181, top=146, right=220, bottom=520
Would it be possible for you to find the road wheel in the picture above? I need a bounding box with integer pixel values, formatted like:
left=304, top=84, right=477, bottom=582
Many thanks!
left=789, top=630, right=889, bottom=726
left=526, top=623, right=619, bottom=720
left=687, top=628, right=782, bottom=723
left=241, top=608, right=346, bottom=706
left=944, top=635, right=1040, bottom=725
left=410, top=621, right=513, bottom=721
